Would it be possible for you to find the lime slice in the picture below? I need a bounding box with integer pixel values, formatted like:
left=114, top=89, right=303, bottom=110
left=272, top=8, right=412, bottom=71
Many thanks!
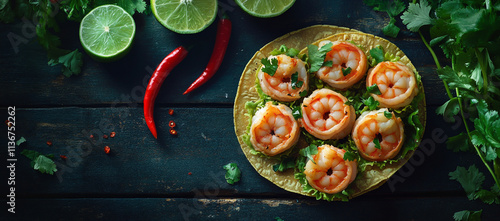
left=79, top=4, right=136, bottom=62
left=151, top=0, right=218, bottom=34
left=235, top=0, right=295, bottom=18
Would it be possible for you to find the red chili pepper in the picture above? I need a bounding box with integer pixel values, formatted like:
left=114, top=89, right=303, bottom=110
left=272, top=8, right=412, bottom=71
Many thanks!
left=183, top=16, right=232, bottom=95
left=168, top=120, right=176, bottom=128
left=110, top=132, right=116, bottom=138
left=144, top=46, right=189, bottom=139
left=168, top=109, right=174, bottom=116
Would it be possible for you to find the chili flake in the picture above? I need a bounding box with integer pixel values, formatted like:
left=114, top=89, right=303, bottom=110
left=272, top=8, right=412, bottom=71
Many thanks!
left=89, top=134, right=94, bottom=139
left=60, top=155, right=67, bottom=160
left=104, top=146, right=111, bottom=154
left=110, top=132, right=116, bottom=138
left=188, top=172, right=192, bottom=175
left=169, top=109, right=174, bottom=116
left=169, top=120, right=176, bottom=128
left=5, top=120, right=11, bottom=127
left=103, top=134, right=108, bottom=139
left=46, top=141, right=53, bottom=146
left=169, top=128, right=178, bottom=136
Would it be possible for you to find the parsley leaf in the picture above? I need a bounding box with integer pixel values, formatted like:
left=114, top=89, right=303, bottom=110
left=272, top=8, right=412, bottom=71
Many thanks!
left=343, top=151, right=357, bottom=161
left=223, top=162, right=241, bottom=185
left=401, top=0, right=434, bottom=32
left=261, top=57, right=278, bottom=76
left=308, top=42, right=333, bottom=73
left=21, top=149, right=57, bottom=175
left=49, top=49, right=84, bottom=77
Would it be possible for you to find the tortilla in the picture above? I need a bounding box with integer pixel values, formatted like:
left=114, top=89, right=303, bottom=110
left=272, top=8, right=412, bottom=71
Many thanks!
left=233, top=25, right=426, bottom=200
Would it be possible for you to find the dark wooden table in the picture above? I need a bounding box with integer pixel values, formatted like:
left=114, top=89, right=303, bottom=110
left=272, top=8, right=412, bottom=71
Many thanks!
left=1, top=1, right=499, bottom=220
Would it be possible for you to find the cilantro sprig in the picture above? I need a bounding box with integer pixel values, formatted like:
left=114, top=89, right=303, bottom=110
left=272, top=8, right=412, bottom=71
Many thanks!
left=393, top=0, right=500, bottom=217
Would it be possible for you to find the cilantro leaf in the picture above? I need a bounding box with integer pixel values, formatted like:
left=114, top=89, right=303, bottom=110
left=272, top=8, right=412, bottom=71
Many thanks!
left=384, top=111, right=393, bottom=119
left=383, top=20, right=400, bottom=38
left=453, top=210, right=482, bottom=221
left=364, top=0, right=406, bottom=37
left=342, top=67, right=352, bottom=76
left=449, top=165, right=485, bottom=200
left=261, top=57, right=278, bottom=76
left=21, top=149, right=57, bottom=175
left=401, top=0, right=433, bottom=32
left=363, top=96, right=379, bottom=110
left=300, top=144, right=318, bottom=164
left=343, top=151, right=357, bottom=161
left=366, top=84, right=382, bottom=95
left=291, top=72, right=303, bottom=89
left=435, top=97, right=460, bottom=122
left=273, top=157, right=296, bottom=172
left=369, top=47, right=385, bottom=65
left=94, top=0, right=147, bottom=16
left=33, top=155, right=58, bottom=175
left=291, top=105, right=302, bottom=119
left=49, top=49, right=83, bottom=77
left=308, top=42, right=333, bottom=72
left=447, top=133, right=472, bottom=152
left=223, top=162, right=241, bottom=185
left=16, top=137, right=26, bottom=146
left=373, top=137, right=381, bottom=149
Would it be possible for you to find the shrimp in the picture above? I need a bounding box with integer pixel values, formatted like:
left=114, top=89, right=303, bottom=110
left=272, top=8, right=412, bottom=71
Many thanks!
left=315, top=41, right=368, bottom=90
left=366, top=61, right=418, bottom=109
left=304, top=144, right=357, bottom=194
left=250, top=102, right=300, bottom=156
left=258, top=54, right=308, bottom=102
left=300, top=89, right=356, bottom=140
left=351, top=108, right=404, bottom=161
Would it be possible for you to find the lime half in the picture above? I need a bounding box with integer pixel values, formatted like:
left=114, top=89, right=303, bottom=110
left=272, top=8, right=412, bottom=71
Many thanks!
left=151, top=0, right=217, bottom=34
left=79, top=4, right=136, bottom=62
left=235, top=0, right=295, bottom=18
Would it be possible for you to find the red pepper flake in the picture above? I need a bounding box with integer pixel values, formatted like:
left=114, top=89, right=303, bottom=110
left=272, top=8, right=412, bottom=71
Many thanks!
left=104, top=146, right=111, bottom=154
left=169, top=128, right=178, bottom=136
left=103, top=134, right=108, bottom=139
left=46, top=141, right=53, bottom=146
left=188, top=172, right=192, bottom=175
left=5, top=120, right=10, bottom=127
left=110, top=132, right=116, bottom=138
left=169, top=109, right=174, bottom=116
left=60, top=155, right=67, bottom=160
left=168, top=120, right=176, bottom=128
left=89, top=134, right=94, bottom=139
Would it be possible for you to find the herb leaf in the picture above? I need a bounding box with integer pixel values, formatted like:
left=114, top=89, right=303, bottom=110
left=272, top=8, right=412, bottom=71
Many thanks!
left=369, top=47, right=385, bottom=65
left=223, top=162, right=241, bottom=185
left=291, top=72, right=303, bottom=89
left=401, top=0, right=433, bottom=32
left=342, top=67, right=352, bottom=76
left=384, top=111, right=393, bottom=119
left=308, top=42, right=333, bottom=73
left=449, top=165, right=485, bottom=200
left=373, top=137, right=381, bottom=149
left=261, top=57, right=278, bottom=76
left=300, top=144, right=318, bottom=164
left=21, top=149, right=57, bottom=175
left=453, top=210, right=482, bottom=221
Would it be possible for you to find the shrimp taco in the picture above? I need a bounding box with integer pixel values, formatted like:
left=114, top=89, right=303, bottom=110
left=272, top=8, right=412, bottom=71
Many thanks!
left=233, top=25, right=426, bottom=201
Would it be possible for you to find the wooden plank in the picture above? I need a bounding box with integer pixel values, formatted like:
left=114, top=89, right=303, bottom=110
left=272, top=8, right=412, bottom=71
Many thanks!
left=0, top=2, right=445, bottom=107
left=2, top=106, right=489, bottom=198
left=7, top=197, right=500, bottom=220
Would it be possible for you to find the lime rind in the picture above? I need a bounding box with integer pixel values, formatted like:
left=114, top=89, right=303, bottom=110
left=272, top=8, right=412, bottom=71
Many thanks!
left=79, top=4, right=136, bottom=62
left=151, top=0, right=218, bottom=34
left=235, top=0, right=295, bottom=18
